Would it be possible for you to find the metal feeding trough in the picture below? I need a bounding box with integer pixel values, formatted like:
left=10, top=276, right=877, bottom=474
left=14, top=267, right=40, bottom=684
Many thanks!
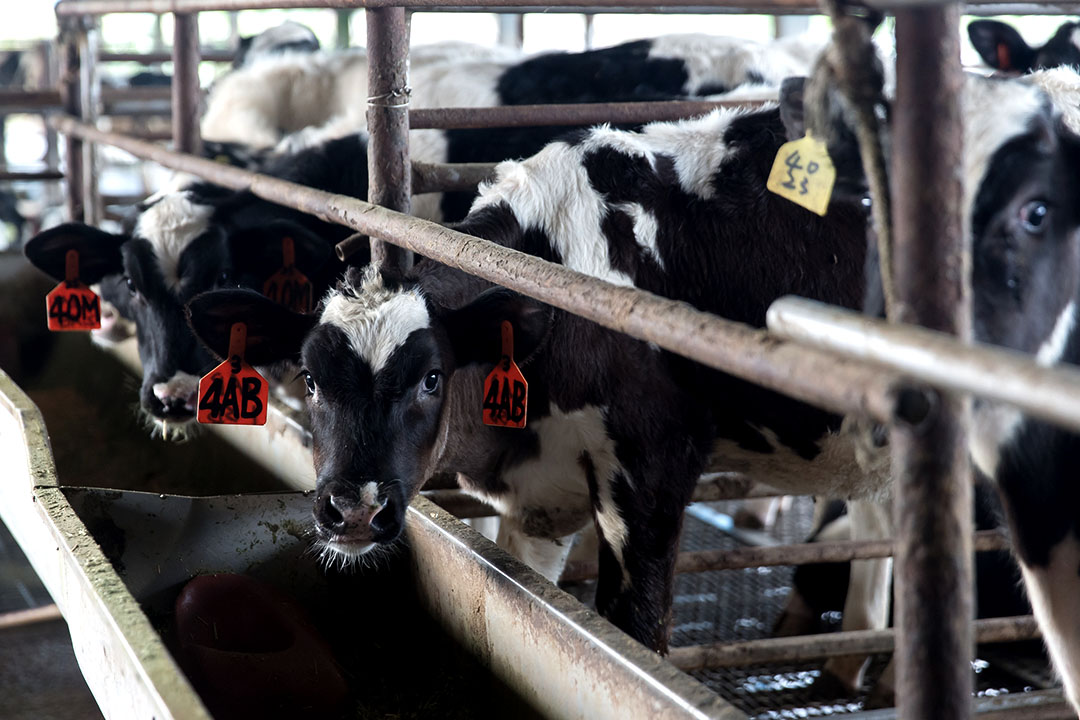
left=0, top=365, right=744, bottom=720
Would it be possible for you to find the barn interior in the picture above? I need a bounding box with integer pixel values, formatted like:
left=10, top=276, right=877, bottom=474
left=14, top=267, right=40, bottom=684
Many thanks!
left=0, top=4, right=1076, bottom=720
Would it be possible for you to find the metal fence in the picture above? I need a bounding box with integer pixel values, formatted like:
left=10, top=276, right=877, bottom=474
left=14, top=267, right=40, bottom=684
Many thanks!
left=21, top=0, right=1080, bottom=717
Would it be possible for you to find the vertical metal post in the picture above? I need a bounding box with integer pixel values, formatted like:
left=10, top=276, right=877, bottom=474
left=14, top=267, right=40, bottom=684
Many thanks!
left=890, top=5, right=973, bottom=720
left=498, top=14, right=524, bottom=49
left=79, top=23, right=101, bottom=227
left=366, top=7, right=412, bottom=271
left=58, top=16, right=85, bottom=223
left=172, top=12, right=201, bottom=156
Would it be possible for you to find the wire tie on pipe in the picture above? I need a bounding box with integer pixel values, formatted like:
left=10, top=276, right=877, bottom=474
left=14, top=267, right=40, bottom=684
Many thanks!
left=368, top=86, right=412, bottom=109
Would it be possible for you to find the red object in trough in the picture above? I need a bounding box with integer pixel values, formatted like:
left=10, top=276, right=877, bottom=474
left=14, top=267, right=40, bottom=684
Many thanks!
left=174, top=573, right=349, bottom=719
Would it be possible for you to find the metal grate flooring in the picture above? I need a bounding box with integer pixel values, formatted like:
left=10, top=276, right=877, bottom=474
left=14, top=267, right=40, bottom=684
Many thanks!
left=666, top=497, right=1058, bottom=718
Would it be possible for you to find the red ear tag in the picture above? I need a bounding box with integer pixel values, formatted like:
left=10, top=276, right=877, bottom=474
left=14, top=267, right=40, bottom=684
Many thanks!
left=45, top=249, right=101, bottom=331
left=262, top=236, right=314, bottom=314
left=482, top=321, right=528, bottom=429
left=197, top=322, right=269, bottom=426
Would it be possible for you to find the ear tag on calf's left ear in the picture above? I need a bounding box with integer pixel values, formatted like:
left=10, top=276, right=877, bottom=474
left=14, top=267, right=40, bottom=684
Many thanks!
left=197, top=322, right=269, bottom=426
left=766, top=133, right=836, bottom=217
left=263, top=236, right=314, bottom=314
left=46, top=249, right=101, bottom=331
left=483, top=321, right=528, bottom=429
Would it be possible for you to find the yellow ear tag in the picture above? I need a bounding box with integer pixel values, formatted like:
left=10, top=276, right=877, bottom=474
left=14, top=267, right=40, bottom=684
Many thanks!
left=766, top=133, right=836, bottom=217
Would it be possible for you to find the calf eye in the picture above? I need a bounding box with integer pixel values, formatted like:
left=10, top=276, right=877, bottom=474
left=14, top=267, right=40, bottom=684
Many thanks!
left=124, top=276, right=137, bottom=295
left=421, top=370, right=441, bottom=394
left=303, top=371, right=316, bottom=396
left=1020, top=201, right=1048, bottom=234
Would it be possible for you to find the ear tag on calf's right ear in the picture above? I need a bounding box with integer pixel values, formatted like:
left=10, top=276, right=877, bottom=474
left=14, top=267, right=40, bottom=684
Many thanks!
left=263, top=236, right=314, bottom=314
left=483, top=321, right=528, bottom=429
left=46, top=249, right=101, bottom=331
left=766, top=133, right=836, bottom=217
left=197, top=322, right=269, bottom=426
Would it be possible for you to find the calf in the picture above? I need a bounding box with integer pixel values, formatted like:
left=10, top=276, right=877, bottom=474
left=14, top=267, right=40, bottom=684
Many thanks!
left=189, top=69, right=1080, bottom=700
left=969, top=19, right=1080, bottom=73
left=23, top=134, right=371, bottom=439
left=232, top=21, right=321, bottom=69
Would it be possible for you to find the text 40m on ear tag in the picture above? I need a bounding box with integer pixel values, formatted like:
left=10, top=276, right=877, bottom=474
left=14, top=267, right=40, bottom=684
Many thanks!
left=197, top=322, right=268, bottom=426
left=766, top=133, right=836, bottom=217
left=46, top=249, right=101, bottom=331
left=482, top=321, right=528, bottom=429
left=263, top=236, right=314, bottom=314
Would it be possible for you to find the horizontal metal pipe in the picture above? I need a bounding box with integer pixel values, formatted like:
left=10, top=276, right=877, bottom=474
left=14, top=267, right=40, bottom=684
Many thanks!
left=559, top=529, right=1011, bottom=582
left=409, top=100, right=766, bottom=130
left=0, top=170, right=65, bottom=181
left=100, top=50, right=233, bottom=63
left=411, top=160, right=495, bottom=194
left=0, top=89, right=63, bottom=110
left=56, top=0, right=1080, bottom=11
left=425, top=474, right=782, bottom=519
left=0, top=604, right=63, bottom=632
left=768, top=296, right=1080, bottom=435
left=667, top=615, right=1039, bottom=671
left=51, top=114, right=917, bottom=429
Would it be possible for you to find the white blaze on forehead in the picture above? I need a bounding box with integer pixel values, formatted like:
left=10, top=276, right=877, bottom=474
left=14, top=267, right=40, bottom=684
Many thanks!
left=319, top=265, right=431, bottom=375
left=134, top=191, right=214, bottom=290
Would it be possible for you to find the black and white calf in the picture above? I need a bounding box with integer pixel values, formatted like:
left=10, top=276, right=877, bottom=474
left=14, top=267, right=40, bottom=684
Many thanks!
left=968, top=19, right=1080, bottom=73
left=189, top=68, right=1080, bottom=703
left=188, top=100, right=871, bottom=654
left=23, top=134, right=371, bottom=439
left=232, top=21, right=321, bottom=69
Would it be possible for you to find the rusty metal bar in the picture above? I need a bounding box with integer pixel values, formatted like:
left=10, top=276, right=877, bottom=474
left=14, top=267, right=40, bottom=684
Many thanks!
left=59, top=21, right=86, bottom=223
left=53, top=0, right=1080, bottom=12
left=559, top=529, right=1011, bottom=582
left=100, top=50, right=233, bottom=63
left=80, top=23, right=102, bottom=227
left=0, top=604, right=63, bottom=632
left=171, top=13, right=200, bottom=155
left=411, top=160, right=494, bottom=194
left=0, top=170, right=65, bottom=181
left=890, top=5, right=972, bottom=720
left=768, top=298, right=1080, bottom=435
left=366, top=7, right=412, bottom=271
left=667, top=615, right=1038, bottom=672
left=0, top=89, right=63, bottom=111
left=50, top=114, right=930, bottom=427
left=408, top=100, right=767, bottom=131
left=102, top=86, right=174, bottom=103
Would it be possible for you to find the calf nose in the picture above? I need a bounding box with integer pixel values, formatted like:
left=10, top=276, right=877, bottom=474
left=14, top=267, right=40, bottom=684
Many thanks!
left=313, top=481, right=386, bottom=542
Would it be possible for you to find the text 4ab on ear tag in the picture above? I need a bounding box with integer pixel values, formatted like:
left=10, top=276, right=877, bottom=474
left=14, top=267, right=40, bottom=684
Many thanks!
left=766, top=133, right=836, bottom=217
left=263, top=236, right=314, bottom=314
left=197, top=322, right=268, bottom=426
left=46, top=249, right=101, bottom=331
left=482, top=321, right=528, bottom=429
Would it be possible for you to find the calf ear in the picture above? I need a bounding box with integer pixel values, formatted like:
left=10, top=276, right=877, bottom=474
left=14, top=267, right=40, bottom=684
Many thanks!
left=186, top=288, right=317, bottom=366
left=443, top=288, right=553, bottom=368
left=229, top=220, right=334, bottom=282
left=779, top=77, right=807, bottom=142
left=24, top=223, right=126, bottom=284
left=968, top=20, right=1035, bottom=71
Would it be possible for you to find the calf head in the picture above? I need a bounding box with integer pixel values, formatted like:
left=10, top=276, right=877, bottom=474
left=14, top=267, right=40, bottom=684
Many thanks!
left=187, top=265, right=551, bottom=565
left=24, top=192, right=333, bottom=440
left=969, top=20, right=1080, bottom=74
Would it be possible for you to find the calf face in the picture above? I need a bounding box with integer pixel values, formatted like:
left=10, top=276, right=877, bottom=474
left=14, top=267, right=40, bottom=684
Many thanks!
left=187, top=268, right=551, bottom=562
left=969, top=20, right=1080, bottom=74
left=24, top=195, right=332, bottom=439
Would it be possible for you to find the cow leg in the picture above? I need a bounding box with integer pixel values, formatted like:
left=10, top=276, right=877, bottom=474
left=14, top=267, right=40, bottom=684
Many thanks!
left=822, top=498, right=893, bottom=693
left=495, top=515, right=580, bottom=583
left=1017, top=538, right=1080, bottom=712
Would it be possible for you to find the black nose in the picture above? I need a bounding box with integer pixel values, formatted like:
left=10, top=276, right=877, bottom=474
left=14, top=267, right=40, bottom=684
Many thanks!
left=159, top=396, right=193, bottom=418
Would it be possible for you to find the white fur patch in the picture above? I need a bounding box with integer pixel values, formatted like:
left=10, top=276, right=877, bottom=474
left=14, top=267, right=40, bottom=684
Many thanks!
left=612, top=201, right=664, bottom=271
left=134, top=192, right=213, bottom=290
left=473, top=142, right=635, bottom=287
left=319, top=265, right=431, bottom=375
left=642, top=108, right=755, bottom=200
left=1037, top=300, right=1076, bottom=366
left=1019, top=537, right=1080, bottom=711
